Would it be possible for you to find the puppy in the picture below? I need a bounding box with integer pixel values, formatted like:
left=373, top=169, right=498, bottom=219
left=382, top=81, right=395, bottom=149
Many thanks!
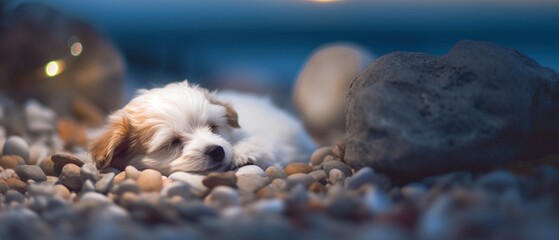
left=89, top=80, right=315, bottom=175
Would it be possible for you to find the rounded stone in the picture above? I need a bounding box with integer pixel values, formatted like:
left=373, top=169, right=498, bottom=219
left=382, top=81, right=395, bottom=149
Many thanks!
left=308, top=170, right=328, bottom=184
left=80, top=179, right=96, bottom=193
left=51, top=153, right=84, bottom=176
left=6, top=177, right=27, bottom=193
left=168, top=172, right=207, bottom=192
left=54, top=184, right=71, bottom=199
left=161, top=181, right=193, bottom=200
left=202, top=171, right=237, bottom=189
left=329, top=168, right=346, bottom=184
left=285, top=173, right=316, bottom=190
left=204, top=186, right=240, bottom=208
left=60, top=163, right=83, bottom=191
left=5, top=189, right=26, bottom=204
left=294, top=44, right=373, bottom=146
left=111, top=179, right=141, bottom=196
left=3, top=136, right=30, bottom=163
left=113, top=171, right=126, bottom=185
left=125, top=165, right=140, bottom=180
left=80, top=163, right=100, bottom=182
left=95, top=172, right=115, bottom=194
left=322, top=160, right=353, bottom=177
left=237, top=175, right=270, bottom=194
left=310, top=146, right=332, bottom=166
left=137, top=169, right=163, bottom=192
left=345, top=167, right=391, bottom=191
left=15, top=165, right=47, bottom=182
left=79, top=191, right=111, bottom=205
left=235, top=165, right=266, bottom=177
left=265, top=166, right=286, bottom=180
left=39, top=157, right=56, bottom=176
left=0, top=179, right=8, bottom=194
left=284, top=163, right=313, bottom=176
left=475, top=170, right=518, bottom=196
left=0, top=155, right=25, bottom=169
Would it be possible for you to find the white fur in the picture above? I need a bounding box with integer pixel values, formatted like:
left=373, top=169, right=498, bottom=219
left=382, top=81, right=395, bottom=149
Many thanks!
left=96, top=80, right=315, bottom=175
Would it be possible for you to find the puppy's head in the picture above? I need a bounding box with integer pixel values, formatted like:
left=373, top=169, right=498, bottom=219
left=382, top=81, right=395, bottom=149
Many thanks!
left=89, top=81, right=240, bottom=175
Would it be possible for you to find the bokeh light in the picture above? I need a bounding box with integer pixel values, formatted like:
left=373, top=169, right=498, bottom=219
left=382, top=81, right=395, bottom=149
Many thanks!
left=70, top=42, right=83, bottom=56
left=45, top=60, right=64, bottom=77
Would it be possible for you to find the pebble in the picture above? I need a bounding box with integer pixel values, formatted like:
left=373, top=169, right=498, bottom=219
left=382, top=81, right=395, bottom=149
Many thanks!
left=3, top=136, right=30, bottom=163
left=309, top=182, right=327, bottom=193
left=285, top=173, right=316, bottom=190
left=95, top=172, right=115, bottom=193
left=113, top=171, right=126, bottom=185
left=39, top=157, right=56, bottom=176
left=5, top=189, right=26, bottom=204
left=111, top=179, right=141, bottom=196
left=265, top=166, right=286, bottom=180
left=0, top=168, right=16, bottom=179
left=81, top=179, right=96, bottom=193
left=15, top=165, right=47, bottom=182
left=54, top=184, right=71, bottom=199
left=161, top=181, right=193, bottom=200
left=345, top=167, right=391, bottom=191
left=125, top=165, right=140, bottom=180
left=0, top=179, right=8, bottom=193
left=79, top=191, right=111, bottom=205
left=284, top=162, right=313, bottom=175
left=80, top=163, right=100, bottom=182
left=310, top=146, right=332, bottom=166
left=60, top=163, right=83, bottom=191
left=329, top=168, right=346, bottom=184
left=249, top=199, right=286, bottom=215
left=308, top=170, right=328, bottom=184
left=235, top=165, right=266, bottom=177
left=28, top=143, right=49, bottom=165
left=322, top=160, right=353, bottom=177
left=25, top=100, right=56, bottom=133
left=169, top=172, right=208, bottom=193
left=237, top=175, right=270, bottom=194
left=0, top=155, right=25, bottom=169
left=51, top=153, right=84, bottom=175
left=27, top=182, right=56, bottom=197
left=6, top=177, right=27, bottom=193
left=202, top=171, right=237, bottom=189
left=204, top=186, right=240, bottom=208
left=137, top=169, right=163, bottom=192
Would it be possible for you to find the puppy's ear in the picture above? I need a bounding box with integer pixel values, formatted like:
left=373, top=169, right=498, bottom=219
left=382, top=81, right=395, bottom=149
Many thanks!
left=205, top=92, right=241, bottom=128
left=89, top=112, right=132, bottom=169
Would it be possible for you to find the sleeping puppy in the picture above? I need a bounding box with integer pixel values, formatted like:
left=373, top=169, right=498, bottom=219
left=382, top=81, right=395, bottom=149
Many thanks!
left=89, top=80, right=315, bottom=175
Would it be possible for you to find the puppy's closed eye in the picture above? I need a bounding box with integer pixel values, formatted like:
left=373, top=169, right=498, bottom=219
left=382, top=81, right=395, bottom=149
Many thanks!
left=161, top=137, right=183, bottom=151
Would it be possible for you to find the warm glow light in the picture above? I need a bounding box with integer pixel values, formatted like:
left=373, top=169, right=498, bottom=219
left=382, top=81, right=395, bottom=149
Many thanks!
left=45, top=60, right=64, bottom=77
left=70, top=42, right=83, bottom=56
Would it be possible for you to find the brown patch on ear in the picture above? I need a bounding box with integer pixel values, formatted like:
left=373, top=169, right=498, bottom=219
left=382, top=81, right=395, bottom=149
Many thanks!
left=89, top=114, right=130, bottom=169
left=206, top=93, right=241, bottom=128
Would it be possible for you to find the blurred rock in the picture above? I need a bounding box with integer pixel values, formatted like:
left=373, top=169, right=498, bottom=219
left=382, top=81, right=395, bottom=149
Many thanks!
left=294, top=43, right=373, bottom=146
left=0, top=3, right=124, bottom=121
left=345, top=40, right=559, bottom=180
left=3, top=136, right=30, bottom=163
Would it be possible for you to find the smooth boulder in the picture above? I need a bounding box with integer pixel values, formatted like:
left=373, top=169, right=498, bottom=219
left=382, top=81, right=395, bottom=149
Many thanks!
left=345, top=40, right=559, bottom=180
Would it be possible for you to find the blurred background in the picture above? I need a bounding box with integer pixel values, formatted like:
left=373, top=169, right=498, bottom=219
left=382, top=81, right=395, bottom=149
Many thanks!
left=0, top=0, right=558, bottom=145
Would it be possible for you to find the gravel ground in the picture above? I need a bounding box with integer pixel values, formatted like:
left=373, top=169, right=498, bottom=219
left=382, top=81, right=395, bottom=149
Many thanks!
left=1, top=101, right=559, bottom=240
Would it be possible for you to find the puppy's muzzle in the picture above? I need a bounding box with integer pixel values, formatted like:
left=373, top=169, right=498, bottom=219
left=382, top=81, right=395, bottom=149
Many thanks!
left=205, top=145, right=225, bottom=162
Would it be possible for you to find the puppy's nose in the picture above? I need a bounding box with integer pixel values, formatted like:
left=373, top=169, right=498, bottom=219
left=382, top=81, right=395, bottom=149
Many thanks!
left=205, top=145, right=225, bottom=162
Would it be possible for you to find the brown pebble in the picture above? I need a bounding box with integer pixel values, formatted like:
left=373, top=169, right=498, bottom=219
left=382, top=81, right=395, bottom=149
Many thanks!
left=309, top=182, right=327, bottom=193
left=6, top=177, right=27, bottom=193
left=60, top=164, right=83, bottom=191
left=119, top=192, right=138, bottom=207
left=47, top=176, right=59, bottom=184
left=265, top=166, right=286, bottom=180
left=332, top=139, right=346, bottom=160
left=0, top=155, right=25, bottom=169
left=113, top=171, right=126, bottom=185
left=52, top=153, right=84, bottom=175
left=311, top=146, right=332, bottom=166
left=125, top=166, right=140, bottom=180
left=284, top=163, right=313, bottom=176
left=202, top=171, right=237, bottom=189
left=54, top=184, right=71, bottom=199
left=39, top=157, right=56, bottom=176
left=0, top=179, right=8, bottom=194
left=255, top=185, right=280, bottom=199
left=137, top=169, right=163, bottom=192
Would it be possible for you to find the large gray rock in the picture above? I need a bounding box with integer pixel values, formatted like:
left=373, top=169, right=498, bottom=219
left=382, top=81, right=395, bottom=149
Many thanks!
left=345, top=40, right=559, bottom=180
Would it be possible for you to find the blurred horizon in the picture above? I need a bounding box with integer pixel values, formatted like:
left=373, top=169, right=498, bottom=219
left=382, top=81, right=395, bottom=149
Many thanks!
left=5, top=0, right=559, bottom=106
